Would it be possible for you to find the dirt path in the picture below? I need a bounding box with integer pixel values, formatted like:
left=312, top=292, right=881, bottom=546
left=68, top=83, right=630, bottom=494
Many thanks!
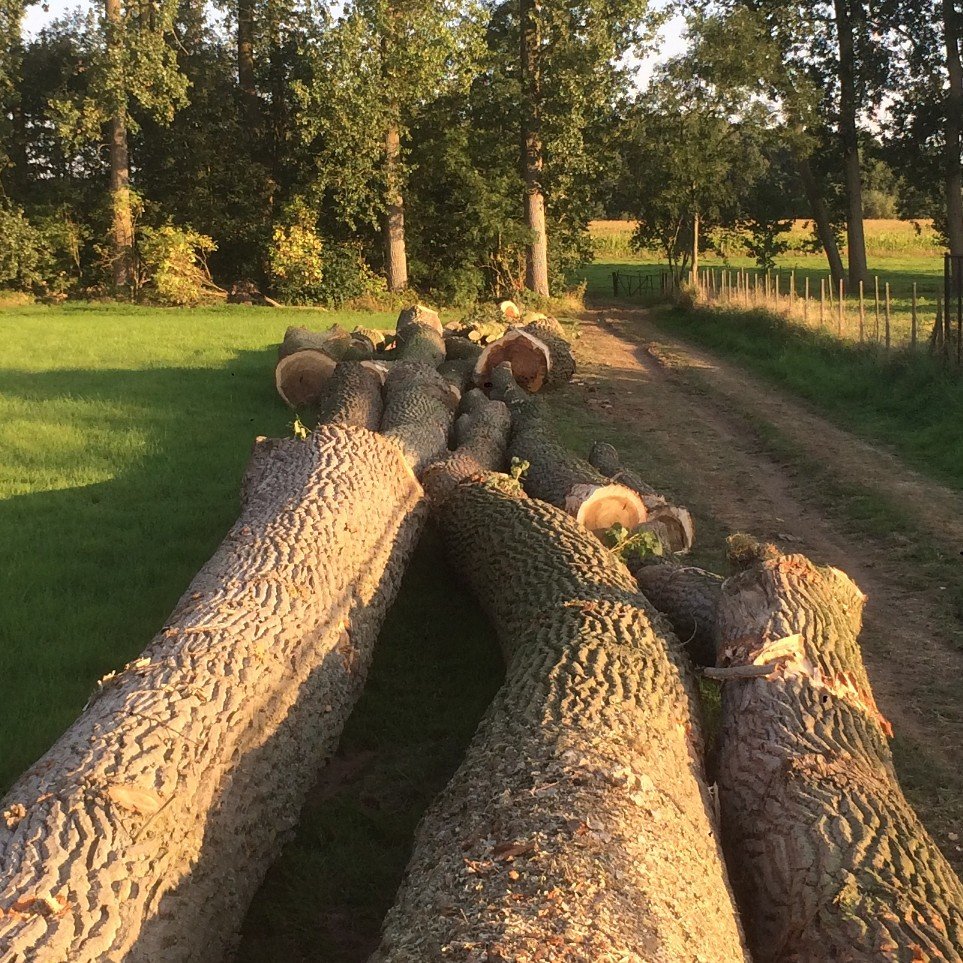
left=570, top=308, right=963, bottom=865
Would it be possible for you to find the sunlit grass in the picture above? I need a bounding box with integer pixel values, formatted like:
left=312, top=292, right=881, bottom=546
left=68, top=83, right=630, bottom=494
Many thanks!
left=0, top=303, right=394, bottom=790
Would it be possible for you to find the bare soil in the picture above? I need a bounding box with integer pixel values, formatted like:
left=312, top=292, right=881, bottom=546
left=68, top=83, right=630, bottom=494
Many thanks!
left=567, top=308, right=963, bottom=868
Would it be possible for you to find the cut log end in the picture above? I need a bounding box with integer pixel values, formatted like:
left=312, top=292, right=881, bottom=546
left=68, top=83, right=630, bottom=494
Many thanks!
left=474, top=330, right=551, bottom=393
left=564, top=483, right=647, bottom=535
left=275, top=350, right=337, bottom=409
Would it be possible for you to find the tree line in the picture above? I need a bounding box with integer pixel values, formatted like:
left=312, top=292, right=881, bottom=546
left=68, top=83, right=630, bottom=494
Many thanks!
left=0, top=0, right=959, bottom=304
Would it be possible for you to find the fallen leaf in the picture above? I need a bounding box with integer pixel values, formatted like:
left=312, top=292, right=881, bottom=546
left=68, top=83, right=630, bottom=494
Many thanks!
left=492, top=840, right=535, bottom=861
left=106, top=783, right=163, bottom=816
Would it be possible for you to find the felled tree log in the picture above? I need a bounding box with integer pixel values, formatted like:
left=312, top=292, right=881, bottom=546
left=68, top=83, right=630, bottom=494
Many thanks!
left=381, top=363, right=455, bottom=474
left=397, top=304, right=442, bottom=335
left=375, top=461, right=748, bottom=961
left=316, top=360, right=384, bottom=431
left=630, top=561, right=722, bottom=668
left=0, top=415, right=429, bottom=961
left=421, top=390, right=511, bottom=503
left=443, top=334, right=484, bottom=362
left=589, top=441, right=695, bottom=554
left=716, top=545, right=963, bottom=961
left=491, top=367, right=646, bottom=534
left=474, top=316, right=575, bottom=392
left=275, top=325, right=377, bottom=408
left=437, top=357, right=475, bottom=396
left=392, top=319, right=446, bottom=367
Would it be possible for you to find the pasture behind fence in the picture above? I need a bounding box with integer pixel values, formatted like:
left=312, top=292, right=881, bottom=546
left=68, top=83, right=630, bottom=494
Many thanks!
left=683, top=265, right=961, bottom=365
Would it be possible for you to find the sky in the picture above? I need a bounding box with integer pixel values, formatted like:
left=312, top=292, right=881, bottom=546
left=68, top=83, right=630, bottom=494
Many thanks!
left=22, top=0, right=688, bottom=89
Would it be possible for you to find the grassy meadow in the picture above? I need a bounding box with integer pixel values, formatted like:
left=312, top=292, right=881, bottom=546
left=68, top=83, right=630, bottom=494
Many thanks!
left=0, top=302, right=398, bottom=790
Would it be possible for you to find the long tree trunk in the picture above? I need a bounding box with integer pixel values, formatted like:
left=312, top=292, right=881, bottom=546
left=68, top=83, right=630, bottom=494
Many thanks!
left=382, top=119, right=409, bottom=292
left=519, top=0, right=549, bottom=296
left=105, top=0, right=133, bottom=294
left=716, top=545, right=963, bottom=960
left=0, top=321, right=451, bottom=961
left=237, top=0, right=258, bottom=128
left=944, top=0, right=963, bottom=255
left=375, top=419, right=749, bottom=960
left=834, top=0, right=870, bottom=286
left=795, top=149, right=846, bottom=285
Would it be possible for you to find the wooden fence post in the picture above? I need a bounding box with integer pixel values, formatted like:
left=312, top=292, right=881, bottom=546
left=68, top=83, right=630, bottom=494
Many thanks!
left=885, top=282, right=892, bottom=350
left=838, top=278, right=844, bottom=336
left=911, top=282, right=918, bottom=348
left=804, top=276, right=810, bottom=325
left=820, top=278, right=825, bottom=326
left=874, top=276, right=881, bottom=342
left=858, top=280, right=865, bottom=343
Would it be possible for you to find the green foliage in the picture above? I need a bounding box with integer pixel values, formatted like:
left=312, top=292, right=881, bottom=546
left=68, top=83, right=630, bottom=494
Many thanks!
left=0, top=204, right=50, bottom=291
left=603, top=521, right=664, bottom=561
left=291, top=414, right=310, bottom=440
left=137, top=224, right=217, bottom=306
left=269, top=201, right=326, bottom=304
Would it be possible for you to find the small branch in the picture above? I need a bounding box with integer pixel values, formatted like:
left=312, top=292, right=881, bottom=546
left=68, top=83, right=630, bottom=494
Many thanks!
left=703, top=662, right=780, bottom=681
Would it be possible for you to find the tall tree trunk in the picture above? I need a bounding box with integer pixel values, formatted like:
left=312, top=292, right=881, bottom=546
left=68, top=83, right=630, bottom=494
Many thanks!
left=519, top=0, right=549, bottom=296
left=237, top=0, right=258, bottom=128
left=383, top=118, right=409, bottom=292
left=944, top=0, right=963, bottom=255
left=834, top=0, right=870, bottom=285
left=795, top=149, right=846, bottom=284
left=105, top=0, right=134, bottom=295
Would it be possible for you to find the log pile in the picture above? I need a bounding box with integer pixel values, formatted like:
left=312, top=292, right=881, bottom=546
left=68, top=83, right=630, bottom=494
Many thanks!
left=474, top=314, right=576, bottom=392
left=491, top=366, right=647, bottom=534
left=374, top=434, right=749, bottom=961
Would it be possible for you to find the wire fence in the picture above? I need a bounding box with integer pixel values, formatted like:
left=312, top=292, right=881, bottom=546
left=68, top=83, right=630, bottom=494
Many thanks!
left=678, top=265, right=962, bottom=365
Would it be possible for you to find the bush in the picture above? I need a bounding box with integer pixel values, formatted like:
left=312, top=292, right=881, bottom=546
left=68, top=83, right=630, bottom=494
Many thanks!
left=138, top=224, right=218, bottom=306
left=269, top=199, right=386, bottom=306
left=0, top=205, right=49, bottom=292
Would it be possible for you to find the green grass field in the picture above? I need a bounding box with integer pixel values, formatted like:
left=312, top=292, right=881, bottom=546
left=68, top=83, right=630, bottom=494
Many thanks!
left=0, top=303, right=396, bottom=790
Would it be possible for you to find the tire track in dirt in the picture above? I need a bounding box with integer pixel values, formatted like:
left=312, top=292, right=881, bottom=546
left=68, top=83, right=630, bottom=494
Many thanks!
left=570, top=309, right=963, bottom=867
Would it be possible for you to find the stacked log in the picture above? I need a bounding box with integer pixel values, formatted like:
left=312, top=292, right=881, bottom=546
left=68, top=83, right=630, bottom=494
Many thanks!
left=374, top=444, right=748, bottom=960
left=631, top=561, right=722, bottom=668
left=474, top=315, right=575, bottom=392
left=491, top=366, right=647, bottom=533
left=589, top=441, right=695, bottom=554
left=275, top=324, right=378, bottom=408
left=0, top=329, right=451, bottom=961
left=716, top=542, right=963, bottom=960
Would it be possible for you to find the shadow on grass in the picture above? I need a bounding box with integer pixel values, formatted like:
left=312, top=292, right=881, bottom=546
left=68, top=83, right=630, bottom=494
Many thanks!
left=235, top=523, right=502, bottom=961
left=0, top=347, right=289, bottom=789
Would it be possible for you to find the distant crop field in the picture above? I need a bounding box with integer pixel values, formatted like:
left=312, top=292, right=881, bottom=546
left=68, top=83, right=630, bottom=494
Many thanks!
left=589, top=218, right=944, bottom=261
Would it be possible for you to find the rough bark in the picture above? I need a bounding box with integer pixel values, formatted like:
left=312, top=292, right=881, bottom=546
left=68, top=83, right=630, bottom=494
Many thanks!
left=834, top=0, right=870, bottom=286
left=945, top=0, right=963, bottom=255
left=105, top=0, right=134, bottom=294
left=444, top=335, right=485, bottom=362
left=392, top=319, right=445, bottom=367
left=366, top=313, right=454, bottom=473
left=0, top=422, right=429, bottom=961
left=474, top=317, right=575, bottom=393
left=630, top=562, right=722, bottom=668
left=375, top=463, right=748, bottom=961
left=716, top=547, right=963, bottom=961
left=519, top=0, right=548, bottom=296
left=316, top=361, right=384, bottom=430
left=588, top=441, right=694, bottom=554
left=383, top=120, right=409, bottom=293
left=488, top=373, right=642, bottom=535
left=490, top=367, right=644, bottom=534
left=437, top=357, right=475, bottom=396
left=796, top=150, right=846, bottom=286
left=397, top=304, right=442, bottom=335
